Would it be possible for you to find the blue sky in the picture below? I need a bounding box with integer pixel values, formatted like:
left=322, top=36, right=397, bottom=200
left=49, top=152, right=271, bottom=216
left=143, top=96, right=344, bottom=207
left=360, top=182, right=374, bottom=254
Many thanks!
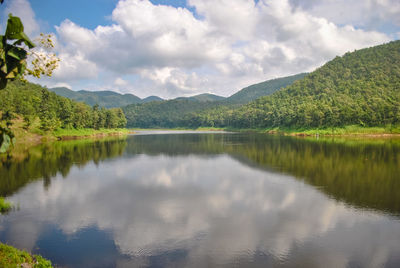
left=31, top=0, right=191, bottom=30
left=4, top=0, right=400, bottom=98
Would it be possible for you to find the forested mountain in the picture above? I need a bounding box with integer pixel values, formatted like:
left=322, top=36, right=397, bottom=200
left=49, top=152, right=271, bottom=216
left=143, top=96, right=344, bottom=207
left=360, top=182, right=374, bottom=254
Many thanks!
left=1, top=81, right=127, bottom=131
left=224, top=73, right=307, bottom=104
left=123, top=74, right=305, bottom=128
left=224, top=40, right=400, bottom=129
left=49, top=87, right=164, bottom=108
left=123, top=99, right=222, bottom=128
left=176, top=93, right=226, bottom=102
left=142, top=96, right=163, bottom=102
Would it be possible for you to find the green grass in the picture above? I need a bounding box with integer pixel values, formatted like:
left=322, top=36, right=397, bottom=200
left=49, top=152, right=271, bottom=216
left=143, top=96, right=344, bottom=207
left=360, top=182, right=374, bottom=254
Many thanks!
left=0, top=243, right=53, bottom=267
left=0, top=198, right=11, bottom=214
left=53, top=128, right=131, bottom=138
left=130, top=127, right=226, bottom=131
left=224, top=125, right=400, bottom=136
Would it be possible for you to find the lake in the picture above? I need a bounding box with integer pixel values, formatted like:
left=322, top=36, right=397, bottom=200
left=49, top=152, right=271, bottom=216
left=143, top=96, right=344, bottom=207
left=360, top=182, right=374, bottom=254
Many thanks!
left=1, top=131, right=400, bottom=267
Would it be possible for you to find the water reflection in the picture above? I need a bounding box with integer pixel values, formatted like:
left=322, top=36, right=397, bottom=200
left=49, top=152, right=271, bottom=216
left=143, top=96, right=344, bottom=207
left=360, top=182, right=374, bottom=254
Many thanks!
left=0, top=133, right=400, bottom=267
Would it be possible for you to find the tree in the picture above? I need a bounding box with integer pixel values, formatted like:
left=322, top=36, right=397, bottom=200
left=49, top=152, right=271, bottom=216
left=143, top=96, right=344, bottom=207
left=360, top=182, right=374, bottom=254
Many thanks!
left=0, top=1, right=59, bottom=152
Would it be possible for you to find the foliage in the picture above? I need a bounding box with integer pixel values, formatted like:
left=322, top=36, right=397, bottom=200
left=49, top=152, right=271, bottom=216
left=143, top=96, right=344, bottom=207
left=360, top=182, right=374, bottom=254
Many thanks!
left=0, top=197, right=11, bottom=213
left=123, top=99, right=222, bottom=128
left=53, top=127, right=129, bottom=138
left=0, top=6, right=59, bottom=153
left=0, top=80, right=127, bottom=140
left=0, top=14, right=35, bottom=89
left=0, top=243, right=53, bottom=268
left=224, top=73, right=307, bottom=104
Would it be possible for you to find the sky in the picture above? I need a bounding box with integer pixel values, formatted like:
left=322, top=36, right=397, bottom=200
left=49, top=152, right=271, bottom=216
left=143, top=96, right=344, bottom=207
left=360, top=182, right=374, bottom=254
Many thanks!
left=2, top=0, right=400, bottom=99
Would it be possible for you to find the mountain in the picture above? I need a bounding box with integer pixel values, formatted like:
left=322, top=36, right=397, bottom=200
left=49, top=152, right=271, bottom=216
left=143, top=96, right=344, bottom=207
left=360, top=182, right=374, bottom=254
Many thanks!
left=225, top=73, right=307, bottom=104
left=123, top=99, right=222, bottom=128
left=142, top=96, right=163, bottom=102
left=49, top=87, right=164, bottom=108
left=226, top=40, right=400, bottom=129
left=176, top=93, right=226, bottom=102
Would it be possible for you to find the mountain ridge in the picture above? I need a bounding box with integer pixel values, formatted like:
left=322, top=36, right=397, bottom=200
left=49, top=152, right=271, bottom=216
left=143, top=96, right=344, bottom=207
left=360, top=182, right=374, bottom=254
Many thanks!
left=122, top=73, right=307, bottom=128
left=49, top=87, right=163, bottom=108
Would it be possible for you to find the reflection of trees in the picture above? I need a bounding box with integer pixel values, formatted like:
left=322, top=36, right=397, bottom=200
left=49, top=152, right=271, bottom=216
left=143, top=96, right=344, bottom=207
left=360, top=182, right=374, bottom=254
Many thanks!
left=126, top=134, right=400, bottom=215
left=0, top=138, right=127, bottom=196
left=1, top=133, right=399, bottom=215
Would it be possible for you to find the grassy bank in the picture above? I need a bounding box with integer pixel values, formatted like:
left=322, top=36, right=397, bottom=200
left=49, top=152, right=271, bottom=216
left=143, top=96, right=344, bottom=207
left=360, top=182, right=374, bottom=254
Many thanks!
left=6, top=116, right=132, bottom=147
left=130, top=127, right=225, bottom=132
left=0, top=243, right=52, bottom=268
left=130, top=125, right=400, bottom=136
left=53, top=128, right=131, bottom=139
left=0, top=198, right=11, bottom=214
left=224, top=125, right=400, bottom=136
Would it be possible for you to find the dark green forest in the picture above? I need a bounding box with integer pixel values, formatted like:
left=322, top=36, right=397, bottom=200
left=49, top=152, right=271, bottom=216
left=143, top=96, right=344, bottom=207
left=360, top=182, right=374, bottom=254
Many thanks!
left=123, top=41, right=400, bottom=129
left=0, top=80, right=127, bottom=131
left=225, top=40, right=400, bottom=129
left=224, top=73, right=307, bottom=105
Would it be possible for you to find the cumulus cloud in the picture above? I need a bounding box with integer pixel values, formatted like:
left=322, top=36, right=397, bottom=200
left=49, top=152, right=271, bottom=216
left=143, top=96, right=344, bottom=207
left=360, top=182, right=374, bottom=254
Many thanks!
left=289, top=0, right=400, bottom=29
left=40, top=0, right=393, bottom=98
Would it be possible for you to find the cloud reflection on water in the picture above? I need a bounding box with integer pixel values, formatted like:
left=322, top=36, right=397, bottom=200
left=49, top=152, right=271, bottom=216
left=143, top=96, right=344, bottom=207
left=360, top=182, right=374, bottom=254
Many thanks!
left=3, top=154, right=400, bottom=267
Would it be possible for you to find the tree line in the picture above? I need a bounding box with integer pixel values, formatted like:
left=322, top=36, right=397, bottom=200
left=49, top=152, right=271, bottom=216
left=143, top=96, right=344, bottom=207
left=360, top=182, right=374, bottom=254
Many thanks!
left=0, top=80, right=127, bottom=131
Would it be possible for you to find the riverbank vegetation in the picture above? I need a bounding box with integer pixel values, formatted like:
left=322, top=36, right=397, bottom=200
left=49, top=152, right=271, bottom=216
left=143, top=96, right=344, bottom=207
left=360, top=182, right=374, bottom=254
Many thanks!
left=0, top=197, right=11, bottom=214
left=0, top=80, right=128, bottom=150
left=0, top=243, right=52, bottom=268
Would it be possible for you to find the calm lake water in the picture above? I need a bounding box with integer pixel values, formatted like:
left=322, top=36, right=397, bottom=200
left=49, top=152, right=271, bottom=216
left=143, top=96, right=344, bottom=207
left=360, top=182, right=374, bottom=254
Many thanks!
left=1, top=131, right=400, bottom=267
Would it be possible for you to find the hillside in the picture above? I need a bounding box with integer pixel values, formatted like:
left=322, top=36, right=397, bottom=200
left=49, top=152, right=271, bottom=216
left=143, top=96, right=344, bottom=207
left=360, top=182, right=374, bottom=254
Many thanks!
left=49, top=87, right=164, bottom=108
left=176, top=93, right=226, bottom=102
left=123, top=74, right=304, bottom=128
left=123, top=99, right=222, bottom=128
left=142, top=96, right=163, bottom=102
left=225, top=40, right=400, bottom=129
left=0, top=81, right=127, bottom=135
left=224, top=73, right=307, bottom=104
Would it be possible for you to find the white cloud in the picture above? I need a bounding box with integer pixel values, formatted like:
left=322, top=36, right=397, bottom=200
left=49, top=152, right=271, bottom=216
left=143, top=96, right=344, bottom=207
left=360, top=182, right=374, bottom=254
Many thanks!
left=52, top=82, right=71, bottom=89
left=289, top=0, right=400, bottom=28
left=114, top=77, right=128, bottom=87
left=38, top=0, right=394, bottom=97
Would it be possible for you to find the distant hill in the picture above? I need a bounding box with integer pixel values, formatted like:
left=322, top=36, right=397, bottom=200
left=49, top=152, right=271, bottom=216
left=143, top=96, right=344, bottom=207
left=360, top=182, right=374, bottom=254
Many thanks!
left=123, top=74, right=305, bottom=128
left=176, top=93, right=226, bottom=102
left=225, top=73, right=307, bottom=104
left=49, top=87, right=164, bottom=108
left=142, top=96, right=163, bottom=102
left=123, top=99, right=222, bottom=128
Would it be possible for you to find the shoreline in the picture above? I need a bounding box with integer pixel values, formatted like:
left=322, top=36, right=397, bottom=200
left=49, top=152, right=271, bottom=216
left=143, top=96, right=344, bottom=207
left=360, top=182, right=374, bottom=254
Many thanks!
left=56, top=130, right=134, bottom=141
left=129, top=126, right=400, bottom=138
left=223, top=125, right=400, bottom=138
